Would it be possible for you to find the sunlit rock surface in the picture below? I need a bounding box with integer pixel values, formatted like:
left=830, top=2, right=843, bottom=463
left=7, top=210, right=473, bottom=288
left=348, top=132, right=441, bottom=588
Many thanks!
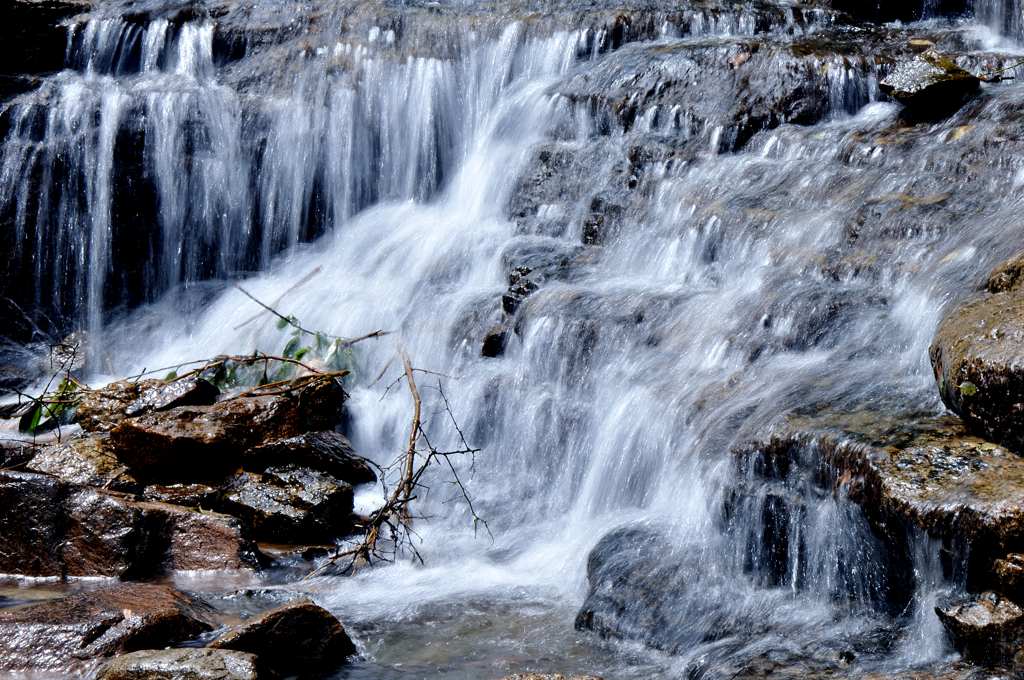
left=98, top=648, right=270, bottom=680
left=0, top=583, right=215, bottom=673
left=932, top=252, right=1024, bottom=453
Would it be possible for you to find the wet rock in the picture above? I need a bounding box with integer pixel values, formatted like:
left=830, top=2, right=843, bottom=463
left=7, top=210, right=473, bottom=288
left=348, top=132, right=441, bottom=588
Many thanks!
left=98, top=648, right=270, bottom=680
left=936, top=591, right=1024, bottom=663
left=245, top=431, right=375, bottom=486
left=930, top=255, right=1024, bottom=452
left=481, top=324, right=509, bottom=357
left=0, top=583, right=215, bottom=673
left=0, top=437, right=36, bottom=468
left=501, top=675, right=604, bottom=680
left=0, top=470, right=66, bottom=575
left=219, top=465, right=354, bottom=542
left=27, top=435, right=138, bottom=491
left=995, top=554, right=1024, bottom=601
left=77, top=380, right=162, bottom=433
left=76, top=377, right=220, bottom=433
left=0, top=0, right=90, bottom=102
left=738, top=411, right=1024, bottom=587
left=0, top=469, right=255, bottom=578
left=986, top=250, right=1024, bottom=294
left=574, top=526, right=691, bottom=649
left=880, top=50, right=980, bottom=120
left=62, top=487, right=148, bottom=578
left=135, top=501, right=261, bottom=573
left=210, top=599, right=355, bottom=674
left=124, top=376, right=220, bottom=418
left=141, top=482, right=220, bottom=508
left=110, top=378, right=345, bottom=482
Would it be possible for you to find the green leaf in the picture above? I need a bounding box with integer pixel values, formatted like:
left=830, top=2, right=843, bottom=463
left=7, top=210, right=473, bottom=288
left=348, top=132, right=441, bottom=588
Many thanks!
left=295, top=347, right=311, bottom=361
left=959, top=381, right=978, bottom=397
left=164, top=371, right=178, bottom=381
left=282, top=336, right=302, bottom=358
left=20, top=404, right=43, bottom=433
left=276, top=317, right=289, bottom=330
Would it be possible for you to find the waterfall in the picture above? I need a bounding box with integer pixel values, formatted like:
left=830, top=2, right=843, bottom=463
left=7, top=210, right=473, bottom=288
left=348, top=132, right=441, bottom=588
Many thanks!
left=8, top=0, right=1024, bottom=676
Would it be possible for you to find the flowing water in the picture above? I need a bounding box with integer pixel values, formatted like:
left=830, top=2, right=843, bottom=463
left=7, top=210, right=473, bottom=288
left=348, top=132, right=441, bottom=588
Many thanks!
left=5, top=0, right=1024, bottom=677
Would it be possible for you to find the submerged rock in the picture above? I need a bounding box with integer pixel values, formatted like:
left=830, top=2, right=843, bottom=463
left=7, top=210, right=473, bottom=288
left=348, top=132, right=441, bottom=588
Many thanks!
left=0, top=584, right=215, bottom=673
left=936, top=591, right=1024, bottom=664
left=880, top=50, right=980, bottom=119
left=219, top=465, right=354, bottom=542
left=931, top=252, right=1024, bottom=452
left=98, top=648, right=270, bottom=680
left=209, top=599, right=356, bottom=674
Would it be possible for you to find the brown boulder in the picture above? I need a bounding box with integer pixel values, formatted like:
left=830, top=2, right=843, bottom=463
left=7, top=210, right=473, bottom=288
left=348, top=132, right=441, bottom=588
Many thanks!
left=986, top=250, right=1024, bottom=294
left=0, top=470, right=258, bottom=578
left=930, top=254, right=1024, bottom=452
left=245, top=431, right=375, bottom=485
left=110, top=378, right=345, bottom=482
left=0, top=583, right=215, bottom=673
left=936, top=591, right=1024, bottom=663
left=98, top=648, right=270, bottom=680
left=135, top=501, right=261, bottom=572
left=219, top=465, right=354, bottom=543
left=210, top=599, right=355, bottom=674
left=27, top=434, right=138, bottom=491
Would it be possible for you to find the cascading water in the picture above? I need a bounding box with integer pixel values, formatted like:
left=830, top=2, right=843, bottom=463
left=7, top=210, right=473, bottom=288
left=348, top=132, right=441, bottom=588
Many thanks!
left=8, top=0, right=1024, bottom=677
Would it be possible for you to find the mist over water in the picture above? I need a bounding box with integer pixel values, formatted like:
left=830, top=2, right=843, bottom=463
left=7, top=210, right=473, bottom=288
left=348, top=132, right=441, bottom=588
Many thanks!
left=7, top=0, right=1024, bottom=676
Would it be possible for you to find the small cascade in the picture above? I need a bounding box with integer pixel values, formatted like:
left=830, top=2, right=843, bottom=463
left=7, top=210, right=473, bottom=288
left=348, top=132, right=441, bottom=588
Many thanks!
left=975, top=0, right=1024, bottom=41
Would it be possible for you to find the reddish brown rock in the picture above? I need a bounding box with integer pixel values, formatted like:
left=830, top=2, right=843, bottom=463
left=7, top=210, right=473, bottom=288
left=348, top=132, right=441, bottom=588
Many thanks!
left=0, top=584, right=215, bottom=673
left=210, top=599, right=355, bottom=674
left=75, top=377, right=220, bottom=434
left=110, top=378, right=345, bottom=482
left=135, top=501, right=261, bottom=572
left=62, top=487, right=148, bottom=578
